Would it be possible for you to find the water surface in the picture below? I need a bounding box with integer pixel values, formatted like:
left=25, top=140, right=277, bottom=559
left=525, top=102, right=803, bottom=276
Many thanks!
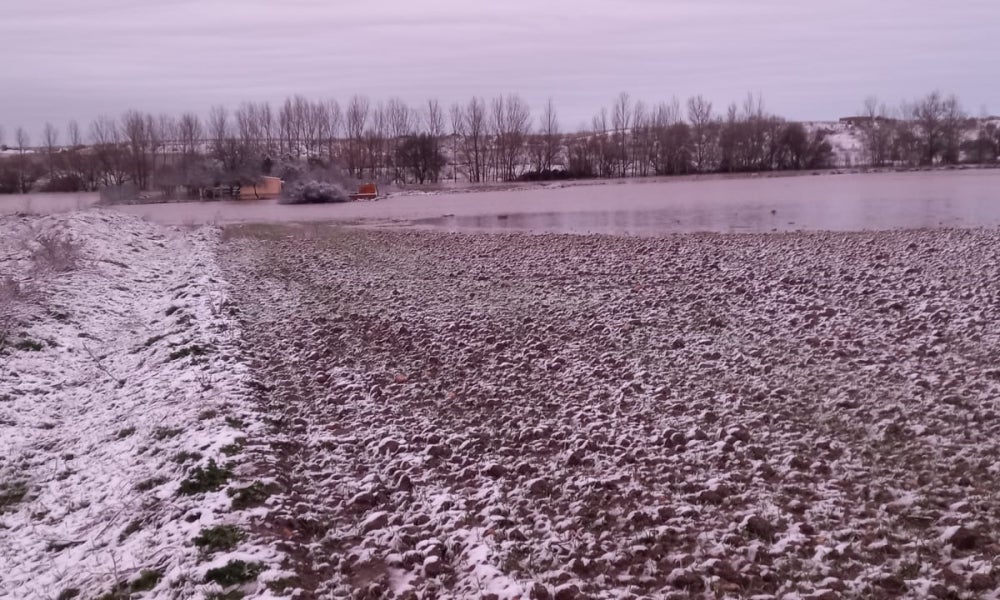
left=3, top=170, right=998, bottom=234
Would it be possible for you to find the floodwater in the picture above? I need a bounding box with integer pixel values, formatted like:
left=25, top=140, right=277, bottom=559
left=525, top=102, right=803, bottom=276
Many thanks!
left=3, top=170, right=999, bottom=234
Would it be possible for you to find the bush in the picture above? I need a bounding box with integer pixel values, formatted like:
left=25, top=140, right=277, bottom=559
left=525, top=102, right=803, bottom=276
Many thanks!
left=41, top=174, right=87, bottom=193
left=178, top=460, right=232, bottom=495
left=0, top=277, right=21, bottom=347
left=194, top=525, right=245, bottom=553
left=30, top=231, right=83, bottom=272
left=204, top=560, right=264, bottom=586
left=279, top=180, right=349, bottom=205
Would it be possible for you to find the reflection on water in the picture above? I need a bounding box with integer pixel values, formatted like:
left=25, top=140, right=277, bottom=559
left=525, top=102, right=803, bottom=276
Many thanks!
left=3, top=170, right=999, bottom=234
left=0, top=192, right=100, bottom=215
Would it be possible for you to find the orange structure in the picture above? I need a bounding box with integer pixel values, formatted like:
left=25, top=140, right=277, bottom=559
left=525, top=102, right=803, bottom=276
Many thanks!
left=350, top=182, right=379, bottom=201
left=238, top=176, right=283, bottom=200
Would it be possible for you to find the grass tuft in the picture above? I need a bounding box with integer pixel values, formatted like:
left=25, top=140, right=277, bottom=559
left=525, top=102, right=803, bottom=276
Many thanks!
left=168, top=344, right=208, bottom=361
left=204, top=560, right=264, bottom=586
left=178, top=460, right=231, bottom=495
left=152, top=426, right=183, bottom=441
left=0, top=481, right=29, bottom=512
left=173, top=450, right=203, bottom=465
left=220, top=438, right=246, bottom=456
left=193, top=525, right=246, bottom=554
left=135, top=476, right=169, bottom=492
left=228, top=481, right=278, bottom=510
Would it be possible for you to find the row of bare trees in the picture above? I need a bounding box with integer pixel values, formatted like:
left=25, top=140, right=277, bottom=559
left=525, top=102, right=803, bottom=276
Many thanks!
left=2, top=90, right=998, bottom=194
left=566, top=93, right=847, bottom=178
left=856, top=92, right=1000, bottom=167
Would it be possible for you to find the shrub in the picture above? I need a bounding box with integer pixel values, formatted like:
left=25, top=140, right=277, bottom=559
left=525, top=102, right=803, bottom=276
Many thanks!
left=135, top=476, right=169, bottom=492
left=131, top=569, right=162, bottom=592
left=178, top=460, right=232, bottom=495
left=0, top=480, right=29, bottom=512
left=204, top=560, right=264, bottom=586
left=228, top=481, right=278, bottom=510
left=193, top=525, right=245, bottom=553
left=30, top=231, right=83, bottom=272
left=173, top=450, right=203, bottom=465
left=279, top=180, right=349, bottom=205
left=41, top=174, right=87, bottom=193
left=0, top=277, right=26, bottom=349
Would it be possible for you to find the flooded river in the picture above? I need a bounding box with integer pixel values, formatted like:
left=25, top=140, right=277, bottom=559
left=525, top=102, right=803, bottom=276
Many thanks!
left=2, top=170, right=999, bottom=234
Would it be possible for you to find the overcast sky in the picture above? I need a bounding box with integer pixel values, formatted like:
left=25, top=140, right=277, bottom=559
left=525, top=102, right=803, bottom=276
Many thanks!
left=2, top=0, right=998, bottom=141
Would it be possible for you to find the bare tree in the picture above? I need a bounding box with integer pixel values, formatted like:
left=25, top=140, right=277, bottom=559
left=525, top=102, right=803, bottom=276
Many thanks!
left=15, top=127, right=32, bottom=193
left=177, top=112, right=203, bottom=158
left=910, top=91, right=965, bottom=165
left=462, top=97, right=487, bottom=183
left=449, top=102, right=464, bottom=181
left=362, top=102, right=387, bottom=180
left=612, top=92, right=632, bottom=176
left=259, top=102, right=275, bottom=156
left=539, top=98, right=561, bottom=173
left=592, top=107, right=614, bottom=178
left=121, top=110, right=153, bottom=190
left=89, top=116, right=128, bottom=186
left=42, top=122, right=60, bottom=178
left=385, top=98, right=413, bottom=182
left=345, top=95, right=370, bottom=177
left=687, top=95, right=716, bottom=172
left=859, top=96, right=894, bottom=167
left=489, top=94, right=531, bottom=181
left=15, top=127, right=29, bottom=152
left=423, top=99, right=446, bottom=182
left=67, top=120, right=82, bottom=148
left=325, top=99, right=342, bottom=160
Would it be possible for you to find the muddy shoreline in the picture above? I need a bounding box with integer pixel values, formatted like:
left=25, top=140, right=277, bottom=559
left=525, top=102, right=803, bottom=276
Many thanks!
left=222, top=225, right=1000, bottom=599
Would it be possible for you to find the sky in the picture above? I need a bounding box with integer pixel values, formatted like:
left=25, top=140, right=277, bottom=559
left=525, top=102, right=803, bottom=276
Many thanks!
left=2, top=0, right=999, bottom=142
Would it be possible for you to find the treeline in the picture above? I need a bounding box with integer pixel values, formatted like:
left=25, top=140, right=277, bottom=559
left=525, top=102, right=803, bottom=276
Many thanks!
left=854, top=93, right=1000, bottom=167
left=1, top=90, right=998, bottom=194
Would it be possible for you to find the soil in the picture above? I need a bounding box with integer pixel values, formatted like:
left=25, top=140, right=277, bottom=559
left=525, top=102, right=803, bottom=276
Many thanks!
left=220, top=224, right=1000, bottom=599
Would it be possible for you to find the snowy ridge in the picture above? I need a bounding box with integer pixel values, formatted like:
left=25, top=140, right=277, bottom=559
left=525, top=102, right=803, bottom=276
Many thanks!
left=0, top=212, right=283, bottom=599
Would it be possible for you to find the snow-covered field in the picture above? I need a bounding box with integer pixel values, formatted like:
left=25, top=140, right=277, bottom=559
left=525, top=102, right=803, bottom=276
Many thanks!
left=5, top=210, right=1000, bottom=599
left=222, top=225, right=1000, bottom=599
left=0, top=212, right=285, bottom=599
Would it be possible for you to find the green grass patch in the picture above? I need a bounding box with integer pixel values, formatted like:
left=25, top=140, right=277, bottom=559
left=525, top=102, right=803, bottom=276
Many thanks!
left=144, top=334, right=166, bottom=347
left=14, top=339, right=44, bottom=352
left=152, top=426, right=183, bottom=441
left=0, top=481, right=28, bottom=512
left=119, top=519, right=143, bottom=542
left=131, top=569, right=162, bottom=591
left=135, top=476, right=169, bottom=492
left=198, top=408, right=219, bottom=420
left=173, top=450, right=203, bottom=465
left=193, top=525, right=245, bottom=554
left=178, top=460, right=231, bottom=495
left=207, top=591, right=245, bottom=600
left=96, top=569, right=162, bottom=599
left=168, top=344, right=208, bottom=361
left=220, top=438, right=246, bottom=456
left=266, top=577, right=300, bottom=594
left=228, top=481, right=278, bottom=510
left=204, top=560, right=263, bottom=587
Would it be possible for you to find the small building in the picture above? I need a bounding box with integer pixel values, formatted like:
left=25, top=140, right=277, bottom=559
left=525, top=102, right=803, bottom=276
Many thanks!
left=238, top=176, right=283, bottom=200
left=349, top=182, right=379, bottom=201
